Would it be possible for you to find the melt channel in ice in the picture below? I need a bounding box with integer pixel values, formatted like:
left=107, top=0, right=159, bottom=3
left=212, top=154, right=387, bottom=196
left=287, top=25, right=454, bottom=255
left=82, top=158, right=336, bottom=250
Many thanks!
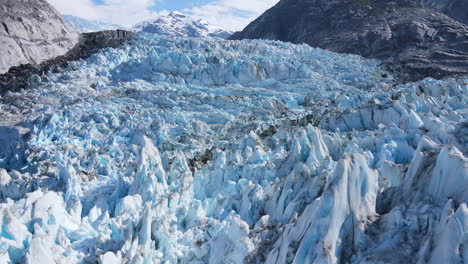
left=0, top=33, right=466, bottom=264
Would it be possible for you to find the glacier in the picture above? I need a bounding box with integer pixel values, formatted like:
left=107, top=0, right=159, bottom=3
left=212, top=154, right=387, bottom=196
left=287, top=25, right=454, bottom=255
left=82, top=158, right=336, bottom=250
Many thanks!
left=0, top=33, right=466, bottom=264
left=64, top=15, right=127, bottom=33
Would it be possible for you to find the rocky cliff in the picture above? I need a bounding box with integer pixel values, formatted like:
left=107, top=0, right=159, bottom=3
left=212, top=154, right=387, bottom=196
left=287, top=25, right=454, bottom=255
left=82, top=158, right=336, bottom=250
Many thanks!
left=0, top=30, right=134, bottom=94
left=421, top=0, right=468, bottom=25
left=230, top=0, right=468, bottom=80
left=0, top=0, right=79, bottom=73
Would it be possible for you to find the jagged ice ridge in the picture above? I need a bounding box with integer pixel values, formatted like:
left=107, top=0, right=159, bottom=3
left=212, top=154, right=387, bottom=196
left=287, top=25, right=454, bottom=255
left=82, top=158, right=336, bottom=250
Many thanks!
left=64, top=15, right=127, bottom=33
left=0, top=34, right=466, bottom=263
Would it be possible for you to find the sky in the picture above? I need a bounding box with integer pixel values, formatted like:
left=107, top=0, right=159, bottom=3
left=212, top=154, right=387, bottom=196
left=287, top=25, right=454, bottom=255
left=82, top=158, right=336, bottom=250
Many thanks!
left=46, top=0, right=279, bottom=31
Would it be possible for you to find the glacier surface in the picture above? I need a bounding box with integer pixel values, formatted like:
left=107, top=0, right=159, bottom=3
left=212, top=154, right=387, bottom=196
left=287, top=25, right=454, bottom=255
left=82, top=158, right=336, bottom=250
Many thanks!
left=0, top=34, right=466, bottom=264
left=64, top=15, right=127, bottom=33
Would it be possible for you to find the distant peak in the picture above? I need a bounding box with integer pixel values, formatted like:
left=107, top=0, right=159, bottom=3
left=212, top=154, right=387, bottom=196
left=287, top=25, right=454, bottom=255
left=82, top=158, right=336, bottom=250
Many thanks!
left=168, top=11, right=185, bottom=17
left=133, top=11, right=233, bottom=39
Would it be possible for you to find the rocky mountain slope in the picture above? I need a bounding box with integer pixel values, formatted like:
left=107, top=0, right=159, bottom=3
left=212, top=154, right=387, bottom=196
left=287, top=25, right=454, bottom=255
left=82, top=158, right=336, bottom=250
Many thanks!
left=0, top=30, right=134, bottom=94
left=134, top=11, right=232, bottom=38
left=0, top=0, right=79, bottom=74
left=230, top=0, right=468, bottom=80
left=64, top=15, right=127, bottom=33
left=421, top=0, right=468, bottom=24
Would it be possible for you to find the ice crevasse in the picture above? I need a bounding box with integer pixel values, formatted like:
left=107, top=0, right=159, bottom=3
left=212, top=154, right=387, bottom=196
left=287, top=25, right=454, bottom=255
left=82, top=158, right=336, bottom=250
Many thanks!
left=0, top=34, right=466, bottom=263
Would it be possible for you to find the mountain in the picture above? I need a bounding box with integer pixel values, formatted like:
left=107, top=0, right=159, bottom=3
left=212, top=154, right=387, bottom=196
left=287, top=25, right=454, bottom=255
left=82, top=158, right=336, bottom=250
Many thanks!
left=0, top=34, right=466, bottom=263
left=230, top=0, right=468, bottom=80
left=133, top=11, right=232, bottom=38
left=420, top=0, right=468, bottom=24
left=0, top=0, right=79, bottom=74
left=0, top=30, right=134, bottom=94
left=64, top=15, right=127, bottom=33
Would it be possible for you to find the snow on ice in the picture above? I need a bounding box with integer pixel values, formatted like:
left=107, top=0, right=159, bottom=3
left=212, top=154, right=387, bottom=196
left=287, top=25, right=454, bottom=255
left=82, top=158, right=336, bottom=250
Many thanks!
left=0, top=34, right=466, bottom=263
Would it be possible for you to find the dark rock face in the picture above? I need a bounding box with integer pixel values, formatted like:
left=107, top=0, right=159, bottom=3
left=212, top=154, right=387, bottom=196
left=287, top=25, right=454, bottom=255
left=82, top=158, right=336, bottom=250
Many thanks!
left=230, top=0, right=468, bottom=81
left=0, top=30, right=134, bottom=94
left=421, top=0, right=468, bottom=25
left=0, top=0, right=80, bottom=73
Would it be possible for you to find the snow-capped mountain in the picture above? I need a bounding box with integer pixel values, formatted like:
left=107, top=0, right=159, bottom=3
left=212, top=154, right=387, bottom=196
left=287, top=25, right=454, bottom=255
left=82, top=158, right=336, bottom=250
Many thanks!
left=0, top=34, right=466, bottom=263
left=64, top=15, right=127, bottom=33
left=133, top=11, right=232, bottom=38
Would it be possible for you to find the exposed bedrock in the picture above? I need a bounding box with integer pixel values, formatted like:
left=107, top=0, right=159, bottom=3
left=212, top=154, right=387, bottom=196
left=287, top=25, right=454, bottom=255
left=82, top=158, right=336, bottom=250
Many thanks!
left=0, top=30, right=134, bottom=94
left=230, top=0, right=468, bottom=81
left=0, top=0, right=79, bottom=74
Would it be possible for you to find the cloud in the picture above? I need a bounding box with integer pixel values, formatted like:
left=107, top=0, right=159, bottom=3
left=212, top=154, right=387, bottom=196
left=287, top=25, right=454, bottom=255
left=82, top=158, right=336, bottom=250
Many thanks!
left=46, top=0, right=279, bottom=30
left=184, top=0, right=279, bottom=31
left=47, top=0, right=157, bottom=26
